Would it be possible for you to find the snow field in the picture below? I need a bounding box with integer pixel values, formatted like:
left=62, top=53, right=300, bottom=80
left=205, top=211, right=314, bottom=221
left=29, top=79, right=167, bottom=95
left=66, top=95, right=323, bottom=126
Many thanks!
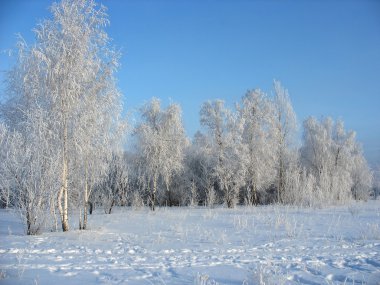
left=0, top=201, right=380, bottom=285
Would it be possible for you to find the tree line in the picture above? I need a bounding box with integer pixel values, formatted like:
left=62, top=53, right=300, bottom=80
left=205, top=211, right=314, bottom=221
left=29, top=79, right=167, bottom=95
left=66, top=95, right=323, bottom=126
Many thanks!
left=0, top=0, right=373, bottom=235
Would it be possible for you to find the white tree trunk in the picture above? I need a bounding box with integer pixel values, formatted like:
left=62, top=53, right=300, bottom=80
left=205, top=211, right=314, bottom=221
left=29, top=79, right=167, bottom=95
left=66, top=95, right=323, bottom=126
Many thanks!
left=59, top=118, right=69, bottom=232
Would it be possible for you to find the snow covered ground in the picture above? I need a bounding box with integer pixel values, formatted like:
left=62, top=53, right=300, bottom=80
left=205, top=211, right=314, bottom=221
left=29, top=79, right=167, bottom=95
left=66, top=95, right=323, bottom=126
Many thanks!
left=1, top=201, right=380, bottom=285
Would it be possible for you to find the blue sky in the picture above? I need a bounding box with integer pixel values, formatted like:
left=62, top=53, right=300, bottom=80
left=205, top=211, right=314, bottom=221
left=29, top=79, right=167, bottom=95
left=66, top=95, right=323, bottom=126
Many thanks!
left=0, top=0, right=379, bottom=166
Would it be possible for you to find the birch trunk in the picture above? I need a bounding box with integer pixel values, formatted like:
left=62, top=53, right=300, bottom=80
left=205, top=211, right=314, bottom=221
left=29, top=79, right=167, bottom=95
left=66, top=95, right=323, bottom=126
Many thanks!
left=81, top=164, right=89, bottom=230
left=277, top=155, right=284, bottom=203
left=151, top=171, right=158, bottom=211
left=59, top=117, right=69, bottom=232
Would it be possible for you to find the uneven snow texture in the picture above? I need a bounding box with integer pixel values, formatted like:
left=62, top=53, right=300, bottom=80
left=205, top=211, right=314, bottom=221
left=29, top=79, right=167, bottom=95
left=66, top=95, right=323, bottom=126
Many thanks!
left=1, top=201, right=380, bottom=285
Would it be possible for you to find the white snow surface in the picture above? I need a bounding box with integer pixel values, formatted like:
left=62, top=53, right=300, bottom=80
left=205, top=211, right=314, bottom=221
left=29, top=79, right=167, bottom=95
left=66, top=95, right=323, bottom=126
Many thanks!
left=1, top=201, right=380, bottom=285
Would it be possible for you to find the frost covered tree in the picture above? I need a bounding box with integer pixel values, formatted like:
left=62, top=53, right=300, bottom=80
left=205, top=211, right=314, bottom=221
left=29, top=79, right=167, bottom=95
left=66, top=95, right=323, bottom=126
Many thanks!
left=272, top=80, right=297, bottom=203
left=134, top=98, right=187, bottom=210
left=0, top=114, right=60, bottom=235
left=301, top=117, right=372, bottom=203
left=96, top=152, right=130, bottom=215
left=237, top=90, right=276, bottom=205
left=184, top=131, right=216, bottom=207
left=0, top=125, right=14, bottom=209
left=200, top=100, right=244, bottom=208
left=1, top=0, right=122, bottom=232
left=350, top=146, right=373, bottom=200
left=74, top=79, right=123, bottom=229
left=0, top=40, right=62, bottom=234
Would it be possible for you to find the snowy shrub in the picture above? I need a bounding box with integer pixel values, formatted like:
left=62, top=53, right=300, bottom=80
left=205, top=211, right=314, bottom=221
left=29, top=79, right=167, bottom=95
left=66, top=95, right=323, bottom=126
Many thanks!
left=194, top=273, right=219, bottom=285
left=250, top=264, right=287, bottom=285
left=15, top=248, right=26, bottom=279
left=360, top=222, right=380, bottom=240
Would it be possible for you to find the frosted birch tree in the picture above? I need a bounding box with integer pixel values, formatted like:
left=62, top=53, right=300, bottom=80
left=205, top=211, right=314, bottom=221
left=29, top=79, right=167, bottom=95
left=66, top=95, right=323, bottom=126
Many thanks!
left=200, top=100, right=244, bottom=208
left=237, top=90, right=276, bottom=205
left=1, top=37, right=62, bottom=234
left=0, top=111, right=60, bottom=235
left=349, top=144, right=372, bottom=200
left=301, top=117, right=372, bottom=203
left=74, top=68, right=123, bottom=229
left=272, top=80, right=297, bottom=203
left=185, top=131, right=216, bottom=207
left=97, top=152, right=129, bottom=214
left=134, top=98, right=187, bottom=210
left=1, top=0, right=122, bottom=231
left=0, top=124, right=11, bottom=208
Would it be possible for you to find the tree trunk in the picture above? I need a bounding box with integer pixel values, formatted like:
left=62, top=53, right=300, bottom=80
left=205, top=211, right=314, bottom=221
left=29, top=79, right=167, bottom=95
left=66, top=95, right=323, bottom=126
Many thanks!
left=83, top=196, right=88, bottom=229
left=165, top=180, right=172, bottom=207
left=151, top=171, right=158, bottom=211
left=79, top=208, right=82, bottom=230
left=108, top=199, right=115, bottom=214
left=26, top=209, right=31, bottom=235
left=89, top=202, right=93, bottom=214
left=277, top=156, right=284, bottom=204
left=226, top=187, right=233, bottom=208
left=252, top=181, right=257, bottom=205
left=63, top=176, right=69, bottom=231
left=58, top=186, right=64, bottom=229
left=59, top=118, right=69, bottom=232
left=80, top=164, right=89, bottom=230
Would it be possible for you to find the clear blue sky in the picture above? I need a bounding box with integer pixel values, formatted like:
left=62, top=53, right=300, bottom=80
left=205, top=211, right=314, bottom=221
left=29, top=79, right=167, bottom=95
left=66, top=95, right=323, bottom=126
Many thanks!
left=0, top=0, right=379, bottom=166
